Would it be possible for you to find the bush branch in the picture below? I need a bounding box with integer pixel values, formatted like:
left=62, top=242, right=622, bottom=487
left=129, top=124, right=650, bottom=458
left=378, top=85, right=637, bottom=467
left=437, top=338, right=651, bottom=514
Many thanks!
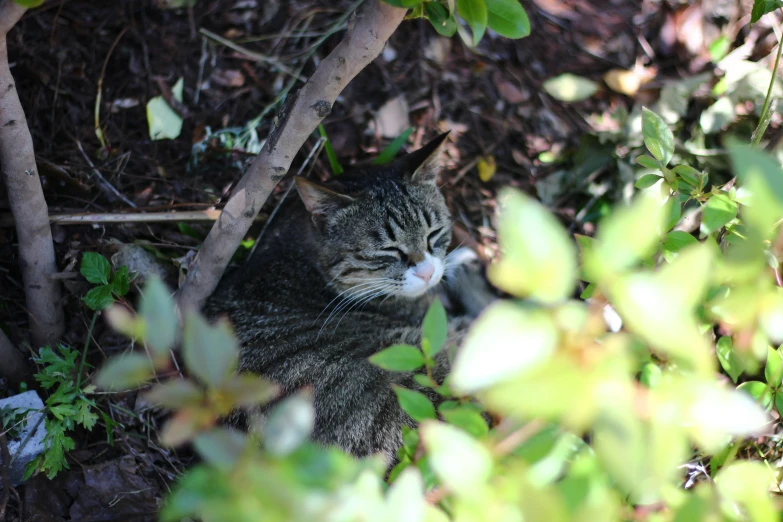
left=176, top=0, right=407, bottom=310
left=0, top=0, right=64, bottom=347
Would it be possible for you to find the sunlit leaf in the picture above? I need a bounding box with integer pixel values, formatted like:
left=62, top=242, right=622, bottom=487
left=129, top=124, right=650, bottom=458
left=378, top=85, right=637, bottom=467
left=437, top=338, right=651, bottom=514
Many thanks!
left=385, top=468, right=426, bottom=522
left=765, top=346, right=783, bottom=387
left=477, top=155, right=497, bottom=182
left=440, top=407, right=489, bottom=438
left=543, top=73, right=599, bottom=103
left=634, top=174, right=661, bottom=189
left=264, top=390, right=315, bottom=456
left=715, top=461, right=777, bottom=522
left=716, top=337, right=744, bottom=383
left=422, top=298, right=448, bottom=357
left=700, top=193, right=738, bottom=236
left=420, top=421, right=492, bottom=495
left=451, top=301, right=557, bottom=394
left=661, top=230, right=698, bottom=262
left=488, top=188, right=577, bottom=302
left=636, top=155, right=660, bottom=169
left=147, top=96, right=183, bottom=141
left=642, top=107, right=674, bottom=167
left=394, top=386, right=436, bottom=422
left=457, top=0, right=488, bottom=46
left=693, top=381, right=769, bottom=451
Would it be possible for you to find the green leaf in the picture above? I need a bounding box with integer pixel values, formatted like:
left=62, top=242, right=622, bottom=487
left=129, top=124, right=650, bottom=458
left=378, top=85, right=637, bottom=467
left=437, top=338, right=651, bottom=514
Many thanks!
left=765, top=346, right=783, bottom=386
left=422, top=298, right=448, bottom=357
left=751, top=0, right=783, bottom=23
left=221, top=374, right=279, bottom=407
left=370, top=344, right=425, bottom=371
left=13, top=0, right=45, bottom=7
left=715, top=461, right=777, bottom=522
left=634, top=174, right=661, bottom=189
left=737, top=381, right=773, bottom=409
left=82, top=285, right=115, bottom=311
left=423, top=3, right=458, bottom=37
left=382, top=0, right=424, bottom=6
left=393, top=386, right=436, bottom=422
left=451, top=301, right=557, bottom=394
left=317, top=124, right=344, bottom=175
left=642, top=107, right=674, bottom=167
left=485, top=0, right=530, bottom=39
left=385, top=468, right=426, bottom=522
left=661, top=230, right=698, bottom=262
left=440, top=407, right=489, bottom=438
left=144, top=379, right=204, bottom=408
left=374, top=127, right=415, bottom=165
left=775, top=389, right=783, bottom=416
left=140, top=277, right=178, bottom=359
left=636, top=155, right=660, bottom=169
left=672, top=165, right=701, bottom=186
left=488, top=188, right=577, bottom=302
left=542, top=74, right=599, bottom=103
left=76, top=401, right=98, bottom=431
left=457, top=0, right=488, bottom=46
left=111, top=266, right=130, bottom=296
left=80, top=252, right=111, bottom=285
left=665, top=197, right=681, bottom=232
left=700, top=193, right=738, bottom=236
left=182, top=312, right=239, bottom=388
left=639, top=363, right=662, bottom=388
left=147, top=96, right=183, bottom=141
left=192, top=428, right=249, bottom=471
left=96, top=353, right=155, bottom=391
left=716, top=336, right=743, bottom=383
left=420, top=421, right=492, bottom=495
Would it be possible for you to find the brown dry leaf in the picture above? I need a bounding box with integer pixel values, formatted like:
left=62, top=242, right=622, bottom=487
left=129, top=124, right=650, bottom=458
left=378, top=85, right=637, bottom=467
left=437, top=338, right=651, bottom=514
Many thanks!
left=603, top=63, right=656, bottom=97
left=497, top=80, right=529, bottom=104
left=478, top=156, right=497, bottom=182
left=211, top=69, right=246, bottom=88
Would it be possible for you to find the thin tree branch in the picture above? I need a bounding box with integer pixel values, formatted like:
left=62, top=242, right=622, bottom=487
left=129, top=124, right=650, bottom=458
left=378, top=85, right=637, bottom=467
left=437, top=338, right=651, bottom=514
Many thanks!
left=0, top=0, right=64, bottom=347
left=176, top=0, right=408, bottom=310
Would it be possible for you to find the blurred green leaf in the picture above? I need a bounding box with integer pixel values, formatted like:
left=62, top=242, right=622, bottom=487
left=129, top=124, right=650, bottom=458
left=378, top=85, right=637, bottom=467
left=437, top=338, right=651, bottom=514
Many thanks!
left=737, top=381, right=773, bottom=410
left=543, top=74, right=599, bottom=103
left=708, top=35, right=731, bottom=62
left=221, top=374, right=279, bottom=407
left=489, top=188, right=577, bottom=302
left=374, top=127, right=415, bottom=164
left=661, top=230, right=698, bottom=262
left=182, top=312, right=239, bottom=388
left=765, top=346, right=783, bottom=386
left=81, top=252, right=111, bottom=285
left=485, top=0, right=530, bottom=39
left=147, top=96, right=183, bottom=141
left=457, top=0, right=488, bottom=46
left=385, top=468, right=426, bottom=522
left=144, top=379, right=203, bottom=409
left=370, top=344, right=425, bottom=372
left=716, top=337, right=743, bottom=383
left=96, top=353, right=154, bottom=391
left=422, top=298, right=448, bottom=357
left=440, top=407, right=488, bottom=438
left=140, top=277, right=178, bottom=358
left=193, top=428, right=249, bottom=471
left=420, top=421, right=492, bottom=495
left=715, top=461, right=777, bottom=522
left=701, top=193, right=738, bottom=236
left=642, top=107, right=674, bottom=167
left=634, top=174, right=661, bottom=189
left=700, top=96, right=734, bottom=134
left=451, top=301, right=557, bottom=394
left=393, top=386, right=436, bottom=422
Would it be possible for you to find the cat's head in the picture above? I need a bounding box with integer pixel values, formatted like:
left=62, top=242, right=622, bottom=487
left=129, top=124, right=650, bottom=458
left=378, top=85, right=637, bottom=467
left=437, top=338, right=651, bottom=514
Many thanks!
left=295, top=132, right=453, bottom=299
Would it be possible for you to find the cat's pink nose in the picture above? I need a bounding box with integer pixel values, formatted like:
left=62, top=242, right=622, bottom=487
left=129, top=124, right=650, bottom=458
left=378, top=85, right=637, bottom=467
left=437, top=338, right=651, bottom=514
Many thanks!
left=414, top=262, right=435, bottom=283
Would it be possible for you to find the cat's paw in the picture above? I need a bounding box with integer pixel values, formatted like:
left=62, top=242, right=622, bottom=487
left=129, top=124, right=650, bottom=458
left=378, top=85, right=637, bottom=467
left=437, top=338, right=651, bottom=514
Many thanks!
left=444, top=247, right=497, bottom=318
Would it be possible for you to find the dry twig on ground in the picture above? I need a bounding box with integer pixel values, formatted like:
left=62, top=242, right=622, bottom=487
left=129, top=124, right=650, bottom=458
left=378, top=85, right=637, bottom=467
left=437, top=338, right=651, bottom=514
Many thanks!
left=0, top=0, right=64, bottom=348
left=177, top=0, right=408, bottom=310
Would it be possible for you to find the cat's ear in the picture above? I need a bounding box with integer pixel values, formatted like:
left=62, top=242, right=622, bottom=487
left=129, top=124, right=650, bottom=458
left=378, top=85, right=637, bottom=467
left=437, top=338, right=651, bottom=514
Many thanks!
left=295, top=177, right=354, bottom=222
left=401, top=131, right=451, bottom=185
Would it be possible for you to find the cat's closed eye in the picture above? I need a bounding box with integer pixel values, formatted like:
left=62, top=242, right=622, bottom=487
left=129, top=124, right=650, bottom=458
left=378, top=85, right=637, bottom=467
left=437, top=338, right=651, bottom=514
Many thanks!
left=427, top=227, right=444, bottom=247
left=379, top=247, right=408, bottom=263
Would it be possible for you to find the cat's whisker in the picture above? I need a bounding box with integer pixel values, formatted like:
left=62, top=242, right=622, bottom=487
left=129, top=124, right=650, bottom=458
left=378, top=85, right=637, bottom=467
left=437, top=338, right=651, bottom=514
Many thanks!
left=318, top=282, right=393, bottom=334
left=313, top=280, right=392, bottom=326
left=332, top=286, right=394, bottom=332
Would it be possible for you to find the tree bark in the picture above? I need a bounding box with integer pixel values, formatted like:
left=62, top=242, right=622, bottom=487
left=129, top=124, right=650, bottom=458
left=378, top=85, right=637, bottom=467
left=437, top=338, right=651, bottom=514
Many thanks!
left=0, top=1, right=64, bottom=347
left=177, top=0, right=407, bottom=311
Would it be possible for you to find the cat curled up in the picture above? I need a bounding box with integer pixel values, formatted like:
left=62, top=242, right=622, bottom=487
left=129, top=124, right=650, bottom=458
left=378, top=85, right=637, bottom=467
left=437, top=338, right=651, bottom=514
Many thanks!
left=205, top=132, right=495, bottom=467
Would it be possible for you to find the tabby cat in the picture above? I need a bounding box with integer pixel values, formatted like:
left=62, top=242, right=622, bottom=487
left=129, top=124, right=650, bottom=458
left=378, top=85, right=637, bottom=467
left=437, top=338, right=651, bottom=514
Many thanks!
left=205, top=132, right=494, bottom=466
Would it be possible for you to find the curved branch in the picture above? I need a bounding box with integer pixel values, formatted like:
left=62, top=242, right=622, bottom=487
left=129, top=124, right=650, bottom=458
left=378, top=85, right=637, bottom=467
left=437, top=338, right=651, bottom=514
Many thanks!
left=0, top=0, right=64, bottom=347
left=177, top=0, right=407, bottom=310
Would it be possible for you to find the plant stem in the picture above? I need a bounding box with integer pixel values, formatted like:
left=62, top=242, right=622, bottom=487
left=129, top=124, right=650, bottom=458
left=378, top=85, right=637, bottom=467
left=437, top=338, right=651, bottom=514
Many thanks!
left=752, top=23, right=783, bottom=147
left=76, top=313, right=98, bottom=392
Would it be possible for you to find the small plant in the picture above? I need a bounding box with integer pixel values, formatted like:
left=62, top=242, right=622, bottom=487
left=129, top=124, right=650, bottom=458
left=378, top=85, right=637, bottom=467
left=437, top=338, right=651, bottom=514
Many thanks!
left=24, top=344, right=118, bottom=479
left=80, top=252, right=130, bottom=311
left=1, top=405, right=28, bottom=441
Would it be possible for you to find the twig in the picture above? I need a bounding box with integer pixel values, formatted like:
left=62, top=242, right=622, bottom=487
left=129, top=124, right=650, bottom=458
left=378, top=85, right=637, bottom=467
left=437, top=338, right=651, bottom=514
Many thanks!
left=0, top=209, right=262, bottom=226
left=0, top=0, right=64, bottom=347
left=199, top=28, right=304, bottom=81
left=95, top=27, right=129, bottom=150
left=177, top=0, right=408, bottom=311
left=75, top=141, right=137, bottom=208
left=752, top=19, right=783, bottom=147
left=493, top=419, right=545, bottom=456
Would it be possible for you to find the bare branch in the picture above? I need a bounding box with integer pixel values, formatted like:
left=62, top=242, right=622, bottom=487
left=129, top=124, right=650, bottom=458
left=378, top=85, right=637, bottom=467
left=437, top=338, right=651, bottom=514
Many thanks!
left=177, top=0, right=407, bottom=310
left=0, top=0, right=64, bottom=347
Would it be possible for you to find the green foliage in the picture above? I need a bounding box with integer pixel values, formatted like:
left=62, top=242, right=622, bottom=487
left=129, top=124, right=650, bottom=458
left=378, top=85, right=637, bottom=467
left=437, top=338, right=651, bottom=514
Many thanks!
left=12, top=0, right=44, bottom=6
left=25, top=345, right=115, bottom=479
left=317, top=124, right=344, bottom=176
left=751, top=0, right=783, bottom=23
left=385, top=0, right=529, bottom=47
left=373, top=127, right=415, bottom=165
left=1, top=406, right=27, bottom=440
left=80, top=252, right=130, bottom=311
